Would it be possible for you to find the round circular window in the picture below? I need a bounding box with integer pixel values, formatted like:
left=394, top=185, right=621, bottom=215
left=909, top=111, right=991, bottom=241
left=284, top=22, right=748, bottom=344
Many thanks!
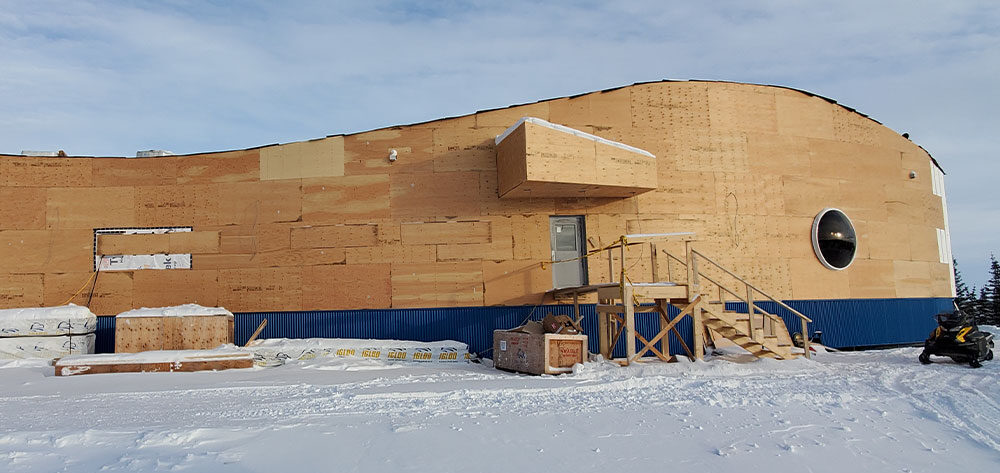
left=811, top=208, right=857, bottom=270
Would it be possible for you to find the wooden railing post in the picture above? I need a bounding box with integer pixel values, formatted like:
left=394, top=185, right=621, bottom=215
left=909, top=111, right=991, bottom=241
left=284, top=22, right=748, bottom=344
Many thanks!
left=649, top=242, right=658, bottom=282
left=685, top=241, right=699, bottom=300
left=624, top=284, right=636, bottom=364
left=607, top=248, right=614, bottom=284
left=802, top=319, right=811, bottom=360
left=746, top=284, right=756, bottom=341
left=692, top=297, right=704, bottom=361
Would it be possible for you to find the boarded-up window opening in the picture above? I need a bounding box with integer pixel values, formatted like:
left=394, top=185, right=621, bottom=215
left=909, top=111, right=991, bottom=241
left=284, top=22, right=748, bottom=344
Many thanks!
left=93, top=227, right=193, bottom=271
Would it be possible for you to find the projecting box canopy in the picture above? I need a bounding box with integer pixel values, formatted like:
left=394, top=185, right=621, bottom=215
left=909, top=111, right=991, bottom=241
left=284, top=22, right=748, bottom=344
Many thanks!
left=494, top=117, right=657, bottom=198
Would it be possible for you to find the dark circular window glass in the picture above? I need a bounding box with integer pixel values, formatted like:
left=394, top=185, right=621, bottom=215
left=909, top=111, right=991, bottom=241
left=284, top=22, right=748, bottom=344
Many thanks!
left=811, top=208, right=856, bottom=270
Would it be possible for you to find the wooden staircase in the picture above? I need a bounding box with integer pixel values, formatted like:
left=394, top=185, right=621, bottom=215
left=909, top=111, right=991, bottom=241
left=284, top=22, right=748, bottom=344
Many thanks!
left=553, top=233, right=812, bottom=365
left=702, top=301, right=797, bottom=359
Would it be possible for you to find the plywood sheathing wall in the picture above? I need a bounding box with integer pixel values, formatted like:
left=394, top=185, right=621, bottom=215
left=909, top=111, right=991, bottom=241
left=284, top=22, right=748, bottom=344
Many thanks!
left=0, top=81, right=949, bottom=314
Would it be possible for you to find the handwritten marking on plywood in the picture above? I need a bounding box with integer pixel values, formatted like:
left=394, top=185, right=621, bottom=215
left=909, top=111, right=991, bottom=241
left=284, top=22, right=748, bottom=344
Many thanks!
left=291, top=224, right=378, bottom=249
left=260, top=137, right=345, bottom=181
left=0, top=274, right=43, bottom=309
left=390, top=171, right=481, bottom=218
left=0, top=156, right=92, bottom=187
left=302, top=263, right=390, bottom=310
left=218, top=267, right=302, bottom=312
left=44, top=271, right=133, bottom=316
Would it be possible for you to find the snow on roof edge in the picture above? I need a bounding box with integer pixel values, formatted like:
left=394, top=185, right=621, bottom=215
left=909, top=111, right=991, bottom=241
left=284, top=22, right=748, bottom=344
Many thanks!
left=494, top=117, right=655, bottom=158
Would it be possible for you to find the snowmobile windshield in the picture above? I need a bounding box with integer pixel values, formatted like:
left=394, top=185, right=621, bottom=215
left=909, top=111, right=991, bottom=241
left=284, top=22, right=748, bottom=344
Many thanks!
left=936, top=310, right=972, bottom=330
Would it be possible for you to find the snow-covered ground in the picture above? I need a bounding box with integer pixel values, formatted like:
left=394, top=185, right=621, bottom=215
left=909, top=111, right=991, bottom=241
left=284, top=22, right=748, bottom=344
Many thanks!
left=1, top=345, right=998, bottom=472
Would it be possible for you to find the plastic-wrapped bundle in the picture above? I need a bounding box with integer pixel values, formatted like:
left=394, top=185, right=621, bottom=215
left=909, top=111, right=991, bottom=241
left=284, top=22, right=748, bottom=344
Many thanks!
left=0, top=333, right=96, bottom=359
left=0, top=305, right=98, bottom=337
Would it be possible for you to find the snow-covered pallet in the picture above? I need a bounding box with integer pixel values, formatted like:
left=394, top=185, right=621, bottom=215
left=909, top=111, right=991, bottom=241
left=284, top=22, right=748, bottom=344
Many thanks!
left=246, top=338, right=471, bottom=366
left=1, top=333, right=96, bottom=359
left=0, top=305, right=97, bottom=337
left=54, top=348, right=253, bottom=376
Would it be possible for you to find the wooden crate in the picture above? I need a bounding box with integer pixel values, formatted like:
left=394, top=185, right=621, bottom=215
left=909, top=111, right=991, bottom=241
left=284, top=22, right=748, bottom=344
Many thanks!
left=115, top=314, right=234, bottom=353
left=493, top=331, right=588, bottom=375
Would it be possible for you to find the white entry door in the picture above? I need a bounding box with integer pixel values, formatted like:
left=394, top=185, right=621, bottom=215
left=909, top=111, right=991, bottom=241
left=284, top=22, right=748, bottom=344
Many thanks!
left=549, top=216, right=588, bottom=288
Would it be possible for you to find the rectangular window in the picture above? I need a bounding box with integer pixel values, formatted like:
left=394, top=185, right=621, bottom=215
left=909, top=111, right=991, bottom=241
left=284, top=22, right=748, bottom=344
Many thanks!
left=936, top=228, right=948, bottom=264
left=94, top=227, right=193, bottom=271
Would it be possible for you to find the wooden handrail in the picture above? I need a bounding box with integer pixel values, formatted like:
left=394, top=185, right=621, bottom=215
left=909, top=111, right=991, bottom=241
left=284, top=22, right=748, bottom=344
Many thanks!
left=663, top=248, right=812, bottom=324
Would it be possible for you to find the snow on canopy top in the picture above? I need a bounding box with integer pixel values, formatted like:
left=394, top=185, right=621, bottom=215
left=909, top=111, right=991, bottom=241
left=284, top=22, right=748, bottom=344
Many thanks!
left=116, top=304, right=233, bottom=318
left=494, top=117, right=656, bottom=158
left=0, top=304, right=96, bottom=322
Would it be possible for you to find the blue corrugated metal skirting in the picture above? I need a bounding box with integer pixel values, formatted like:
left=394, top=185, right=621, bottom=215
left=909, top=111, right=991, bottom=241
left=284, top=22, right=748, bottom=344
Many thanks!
left=94, top=297, right=954, bottom=356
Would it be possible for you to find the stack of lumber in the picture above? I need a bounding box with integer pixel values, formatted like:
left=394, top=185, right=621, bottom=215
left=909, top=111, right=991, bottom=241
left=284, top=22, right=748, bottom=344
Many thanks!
left=0, top=305, right=97, bottom=359
left=245, top=338, right=471, bottom=366
left=55, top=348, right=253, bottom=376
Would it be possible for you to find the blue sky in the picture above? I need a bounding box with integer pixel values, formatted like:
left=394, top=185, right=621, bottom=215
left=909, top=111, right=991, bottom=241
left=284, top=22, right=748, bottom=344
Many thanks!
left=1, top=0, right=997, bottom=287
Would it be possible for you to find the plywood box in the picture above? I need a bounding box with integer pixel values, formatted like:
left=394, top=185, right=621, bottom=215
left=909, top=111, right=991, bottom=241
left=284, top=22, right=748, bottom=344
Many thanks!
left=115, top=312, right=234, bottom=353
left=492, top=331, right=587, bottom=375
left=496, top=118, right=657, bottom=199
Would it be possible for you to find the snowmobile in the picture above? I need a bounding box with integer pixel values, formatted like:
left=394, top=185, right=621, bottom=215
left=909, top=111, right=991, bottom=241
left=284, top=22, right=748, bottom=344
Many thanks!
left=919, top=307, right=994, bottom=368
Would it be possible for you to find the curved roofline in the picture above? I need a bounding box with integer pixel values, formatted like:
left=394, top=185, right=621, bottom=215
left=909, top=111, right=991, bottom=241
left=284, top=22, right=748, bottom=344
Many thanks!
left=2, top=79, right=943, bottom=172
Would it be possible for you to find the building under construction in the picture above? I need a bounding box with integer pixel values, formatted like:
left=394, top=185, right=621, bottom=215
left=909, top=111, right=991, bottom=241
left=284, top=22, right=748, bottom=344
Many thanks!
left=0, top=80, right=954, bottom=355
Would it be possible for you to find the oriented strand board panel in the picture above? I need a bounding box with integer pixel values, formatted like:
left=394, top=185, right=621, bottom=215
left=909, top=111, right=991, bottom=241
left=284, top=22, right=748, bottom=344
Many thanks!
left=391, top=262, right=484, bottom=308
left=0, top=156, right=92, bottom=187
left=132, top=270, right=219, bottom=308
left=176, top=149, right=260, bottom=184
left=390, top=171, right=481, bottom=218
left=169, top=231, right=220, bottom=254
left=46, top=187, right=136, bottom=229
left=0, top=230, right=93, bottom=273
left=260, top=137, right=345, bottom=181
left=217, top=180, right=302, bottom=225
left=44, top=272, right=133, bottom=316
left=345, top=244, right=436, bottom=265
left=346, top=127, right=435, bottom=174
left=98, top=233, right=169, bottom=255
left=93, top=157, right=178, bottom=187
left=0, top=274, right=43, bottom=309
left=302, top=263, right=391, bottom=309
left=400, top=221, right=491, bottom=245
left=115, top=315, right=233, bottom=353
left=218, top=267, right=302, bottom=312
left=482, top=260, right=552, bottom=305
left=787, top=257, right=850, bottom=300
left=0, top=187, right=46, bottom=230
left=893, top=260, right=933, bottom=298
left=708, top=84, right=778, bottom=134
left=135, top=184, right=219, bottom=227
left=848, top=259, right=896, bottom=299
left=433, top=126, right=504, bottom=172
left=290, top=224, right=378, bottom=248
left=302, top=175, right=390, bottom=222
left=496, top=119, right=657, bottom=198
left=776, top=94, right=834, bottom=140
